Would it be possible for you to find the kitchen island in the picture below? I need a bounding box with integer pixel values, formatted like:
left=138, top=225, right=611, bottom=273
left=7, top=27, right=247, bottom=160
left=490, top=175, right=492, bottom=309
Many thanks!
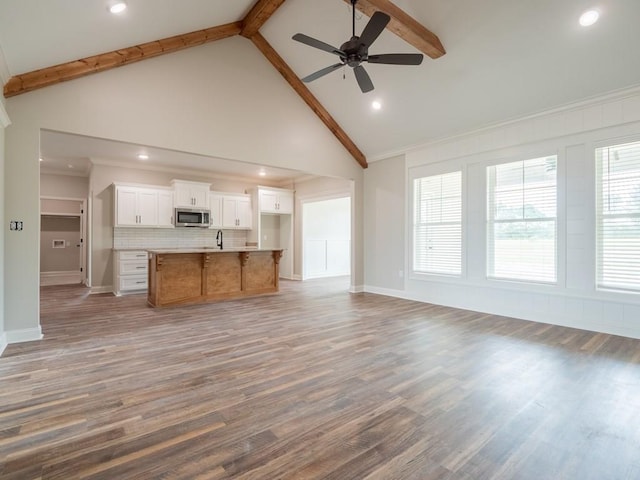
left=147, top=248, right=283, bottom=307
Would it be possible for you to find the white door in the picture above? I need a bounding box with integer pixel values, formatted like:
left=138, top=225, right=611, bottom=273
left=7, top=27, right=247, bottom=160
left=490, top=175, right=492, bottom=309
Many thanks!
left=302, top=197, right=351, bottom=279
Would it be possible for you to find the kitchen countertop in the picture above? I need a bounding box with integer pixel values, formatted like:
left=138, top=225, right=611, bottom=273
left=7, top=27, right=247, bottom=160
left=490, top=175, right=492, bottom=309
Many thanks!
left=147, top=247, right=277, bottom=254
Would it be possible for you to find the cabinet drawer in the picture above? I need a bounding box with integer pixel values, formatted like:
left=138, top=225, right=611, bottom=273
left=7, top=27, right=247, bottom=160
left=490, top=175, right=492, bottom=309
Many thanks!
left=119, top=260, right=148, bottom=275
left=119, top=275, right=148, bottom=291
left=119, top=250, right=148, bottom=261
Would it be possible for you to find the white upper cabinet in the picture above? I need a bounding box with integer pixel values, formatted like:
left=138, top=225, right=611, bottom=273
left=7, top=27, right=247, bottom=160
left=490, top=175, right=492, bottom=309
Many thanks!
left=258, top=187, right=294, bottom=214
left=221, top=194, right=252, bottom=229
left=171, top=180, right=210, bottom=208
left=114, top=185, right=174, bottom=228
left=157, top=189, right=174, bottom=227
left=209, top=193, right=223, bottom=228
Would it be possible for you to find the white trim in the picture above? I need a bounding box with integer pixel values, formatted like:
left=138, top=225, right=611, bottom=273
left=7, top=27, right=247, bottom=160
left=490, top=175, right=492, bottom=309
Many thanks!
left=40, top=271, right=83, bottom=286
left=90, top=285, right=114, bottom=294
left=349, top=284, right=364, bottom=293
left=0, top=332, right=7, bottom=356
left=0, top=101, right=10, bottom=128
left=290, top=274, right=302, bottom=281
left=7, top=327, right=43, bottom=344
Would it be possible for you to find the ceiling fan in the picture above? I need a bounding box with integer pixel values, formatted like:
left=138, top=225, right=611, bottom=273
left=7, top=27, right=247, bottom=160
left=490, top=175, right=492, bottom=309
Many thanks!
left=292, top=0, right=424, bottom=93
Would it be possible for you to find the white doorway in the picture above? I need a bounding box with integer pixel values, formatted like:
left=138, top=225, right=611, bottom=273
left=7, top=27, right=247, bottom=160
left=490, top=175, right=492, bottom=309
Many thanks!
left=302, top=196, right=351, bottom=279
left=40, top=197, right=87, bottom=286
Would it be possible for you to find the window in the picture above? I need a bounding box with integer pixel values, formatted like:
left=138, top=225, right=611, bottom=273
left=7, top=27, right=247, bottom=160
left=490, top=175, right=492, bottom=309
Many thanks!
left=487, top=156, right=557, bottom=283
left=413, top=171, right=462, bottom=275
left=596, top=141, right=640, bottom=292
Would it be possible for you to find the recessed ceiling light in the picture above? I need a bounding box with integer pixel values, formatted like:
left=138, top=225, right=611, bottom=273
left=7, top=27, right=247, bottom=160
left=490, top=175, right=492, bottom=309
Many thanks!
left=579, top=9, right=599, bottom=27
left=67, top=164, right=74, bottom=169
left=108, top=1, right=127, bottom=14
left=39, top=158, right=43, bottom=162
left=259, top=169, right=267, bottom=177
left=137, top=154, right=149, bottom=160
left=372, top=100, right=382, bottom=111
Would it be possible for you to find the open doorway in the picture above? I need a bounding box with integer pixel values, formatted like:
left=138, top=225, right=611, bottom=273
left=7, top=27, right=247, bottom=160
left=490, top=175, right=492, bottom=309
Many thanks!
left=302, top=196, right=351, bottom=280
left=40, top=197, right=87, bottom=286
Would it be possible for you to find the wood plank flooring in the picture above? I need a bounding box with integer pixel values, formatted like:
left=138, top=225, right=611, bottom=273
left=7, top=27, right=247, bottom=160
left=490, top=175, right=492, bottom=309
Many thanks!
left=1, top=278, right=640, bottom=479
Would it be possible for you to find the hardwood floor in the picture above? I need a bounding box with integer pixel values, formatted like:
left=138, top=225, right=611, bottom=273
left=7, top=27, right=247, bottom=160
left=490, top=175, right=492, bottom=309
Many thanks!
left=2, top=278, right=640, bottom=479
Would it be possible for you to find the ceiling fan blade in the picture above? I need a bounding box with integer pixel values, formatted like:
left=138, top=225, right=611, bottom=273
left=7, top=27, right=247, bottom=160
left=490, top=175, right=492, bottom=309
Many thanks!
left=358, top=12, right=390, bottom=48
left=301, top=63, right=343, bottom=83
left=354, top=65, right=374, bottom=93
left=292, top=33, right=345, bottom=57
left=368, top=53, right=424, bottom=65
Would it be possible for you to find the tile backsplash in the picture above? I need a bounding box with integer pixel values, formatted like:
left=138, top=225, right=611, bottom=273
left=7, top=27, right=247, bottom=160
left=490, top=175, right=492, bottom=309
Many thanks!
left=113, top=227, right=248, bottom=249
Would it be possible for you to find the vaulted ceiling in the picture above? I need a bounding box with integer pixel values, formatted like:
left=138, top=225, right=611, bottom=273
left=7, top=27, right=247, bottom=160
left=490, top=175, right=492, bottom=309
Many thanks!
left=2, top=0, right=640, bottom=170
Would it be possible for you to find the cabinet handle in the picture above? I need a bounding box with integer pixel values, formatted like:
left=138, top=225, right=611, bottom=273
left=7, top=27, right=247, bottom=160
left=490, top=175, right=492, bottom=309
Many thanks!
left=136, top=281, right=146, bottom=284
left=136, top=266, right=146, bottom=269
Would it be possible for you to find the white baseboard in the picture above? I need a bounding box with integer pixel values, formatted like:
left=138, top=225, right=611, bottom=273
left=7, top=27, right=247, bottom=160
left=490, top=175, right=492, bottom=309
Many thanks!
left=364, top=285, right=408, bottom=298
left=6, top=326, right=43, bottom=344
left=349, top=284, right=365, bottom=293
left=290, top=274, right=302, bottom=281
left=40, top=271, right=82, bottom=286
left=0, top=332, right=7, bottom=356
left=90, top=285, right=114, bottom=295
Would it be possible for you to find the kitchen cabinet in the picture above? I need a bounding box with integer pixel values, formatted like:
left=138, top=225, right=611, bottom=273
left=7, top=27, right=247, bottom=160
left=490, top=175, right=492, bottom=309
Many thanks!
left=209, top=193, right=223, bottom=228
left=157, top=189, right=174, bottom=227
left=171, top=180, right=210, bottom=208
left=113, top=250, right=148, bottom=295
left=114, top=185, right=174, bottom=228
left=115, top=186, right=158, bottom=227
left=221, top=194, right=252, bottom=229
left=259, top=188, right=294, bottom=214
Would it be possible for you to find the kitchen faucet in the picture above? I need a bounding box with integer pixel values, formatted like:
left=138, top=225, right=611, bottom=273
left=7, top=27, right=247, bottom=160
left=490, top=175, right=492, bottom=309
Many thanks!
left=216, top=229, right=223, bottom=250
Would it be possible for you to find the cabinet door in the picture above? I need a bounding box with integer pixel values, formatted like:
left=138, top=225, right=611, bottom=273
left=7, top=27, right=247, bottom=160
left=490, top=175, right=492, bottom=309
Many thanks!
left=157, top=191, right=174, bottom=227
left=259, top=190, right=278, bottom=213
left=192, top=188, right=209, bottom=208
left=137, top=190, right=158, bottom=226
left=174, top=187, right=194, bottom=207
left=210, top=194, right=223, bottom=228
left=277, top=192, right=294, bottom=214
left=236, top=197, right=252, bottom=229
left=116, top=188, right=138, bottom=226
left=222, top=197, right=238, bottom=228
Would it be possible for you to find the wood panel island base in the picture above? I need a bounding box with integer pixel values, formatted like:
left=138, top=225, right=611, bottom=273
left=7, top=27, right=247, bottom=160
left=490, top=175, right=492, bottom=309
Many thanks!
left=147, top=249, right=283, bottom=307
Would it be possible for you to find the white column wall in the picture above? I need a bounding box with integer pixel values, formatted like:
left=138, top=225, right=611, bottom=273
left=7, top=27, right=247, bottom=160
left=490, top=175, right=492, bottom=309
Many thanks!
left=365, top=87, right=640, bottom=339
left=3, top=37, right=363, bottom=343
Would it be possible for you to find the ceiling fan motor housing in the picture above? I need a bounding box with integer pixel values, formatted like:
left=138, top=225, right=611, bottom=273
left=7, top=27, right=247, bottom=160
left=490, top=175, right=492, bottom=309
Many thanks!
left=340, top=37, right=367, bottom=67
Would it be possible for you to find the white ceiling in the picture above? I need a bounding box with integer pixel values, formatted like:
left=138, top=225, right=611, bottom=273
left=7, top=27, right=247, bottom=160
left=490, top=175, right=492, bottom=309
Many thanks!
left=2, top=0, right=640, bottom=171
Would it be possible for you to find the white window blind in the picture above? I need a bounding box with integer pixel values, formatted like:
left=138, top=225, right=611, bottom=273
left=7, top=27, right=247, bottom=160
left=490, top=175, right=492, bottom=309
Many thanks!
left=413, top=171, right=462, bottom=275
left=487, top=156, right=557, bottom=283
left=596, top=141, right=640, bottom=292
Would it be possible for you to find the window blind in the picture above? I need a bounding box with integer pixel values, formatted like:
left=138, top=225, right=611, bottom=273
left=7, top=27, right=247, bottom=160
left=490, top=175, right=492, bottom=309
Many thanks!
left=596, top=141, right=640, bottom=292
left=487, top=156, right=557, bottom=283
left=413, top=171, right=462, bottom=275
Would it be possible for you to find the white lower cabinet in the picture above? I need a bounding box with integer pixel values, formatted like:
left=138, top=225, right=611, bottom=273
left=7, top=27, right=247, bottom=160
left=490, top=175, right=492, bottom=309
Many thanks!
left=114, top=250, right=148, bottom=295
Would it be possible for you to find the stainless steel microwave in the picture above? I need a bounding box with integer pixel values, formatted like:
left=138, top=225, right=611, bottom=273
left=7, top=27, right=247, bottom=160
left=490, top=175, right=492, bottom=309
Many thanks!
left=174, top=208, right=210, bottom=227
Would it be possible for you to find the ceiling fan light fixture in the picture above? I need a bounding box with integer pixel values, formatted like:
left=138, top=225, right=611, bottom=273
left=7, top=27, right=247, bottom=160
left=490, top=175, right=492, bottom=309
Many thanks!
left=579, top=9, right=599, bottom=27
left=108, top=1, right=127, bottom=14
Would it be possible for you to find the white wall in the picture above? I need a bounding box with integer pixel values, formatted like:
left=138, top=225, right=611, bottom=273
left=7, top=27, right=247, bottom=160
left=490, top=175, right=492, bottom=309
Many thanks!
left=364, top=155, right=405, bottom=291
left=365, top=87, right=640, bottom=339
left=0, top=103, right=7, bottom=354
left=3, top=37, right=363, bottom=343
left=40, top=174, right=88, bottom=199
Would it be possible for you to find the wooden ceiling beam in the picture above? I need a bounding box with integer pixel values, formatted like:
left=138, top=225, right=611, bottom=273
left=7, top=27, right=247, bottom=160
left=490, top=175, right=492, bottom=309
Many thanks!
left=344, top=0, right=445, bottom=59
left=241, top=0, right=287, bottom=39
left=249, top=33, right=367, bottom=169
left=3, top=22, right=242, bottom=97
